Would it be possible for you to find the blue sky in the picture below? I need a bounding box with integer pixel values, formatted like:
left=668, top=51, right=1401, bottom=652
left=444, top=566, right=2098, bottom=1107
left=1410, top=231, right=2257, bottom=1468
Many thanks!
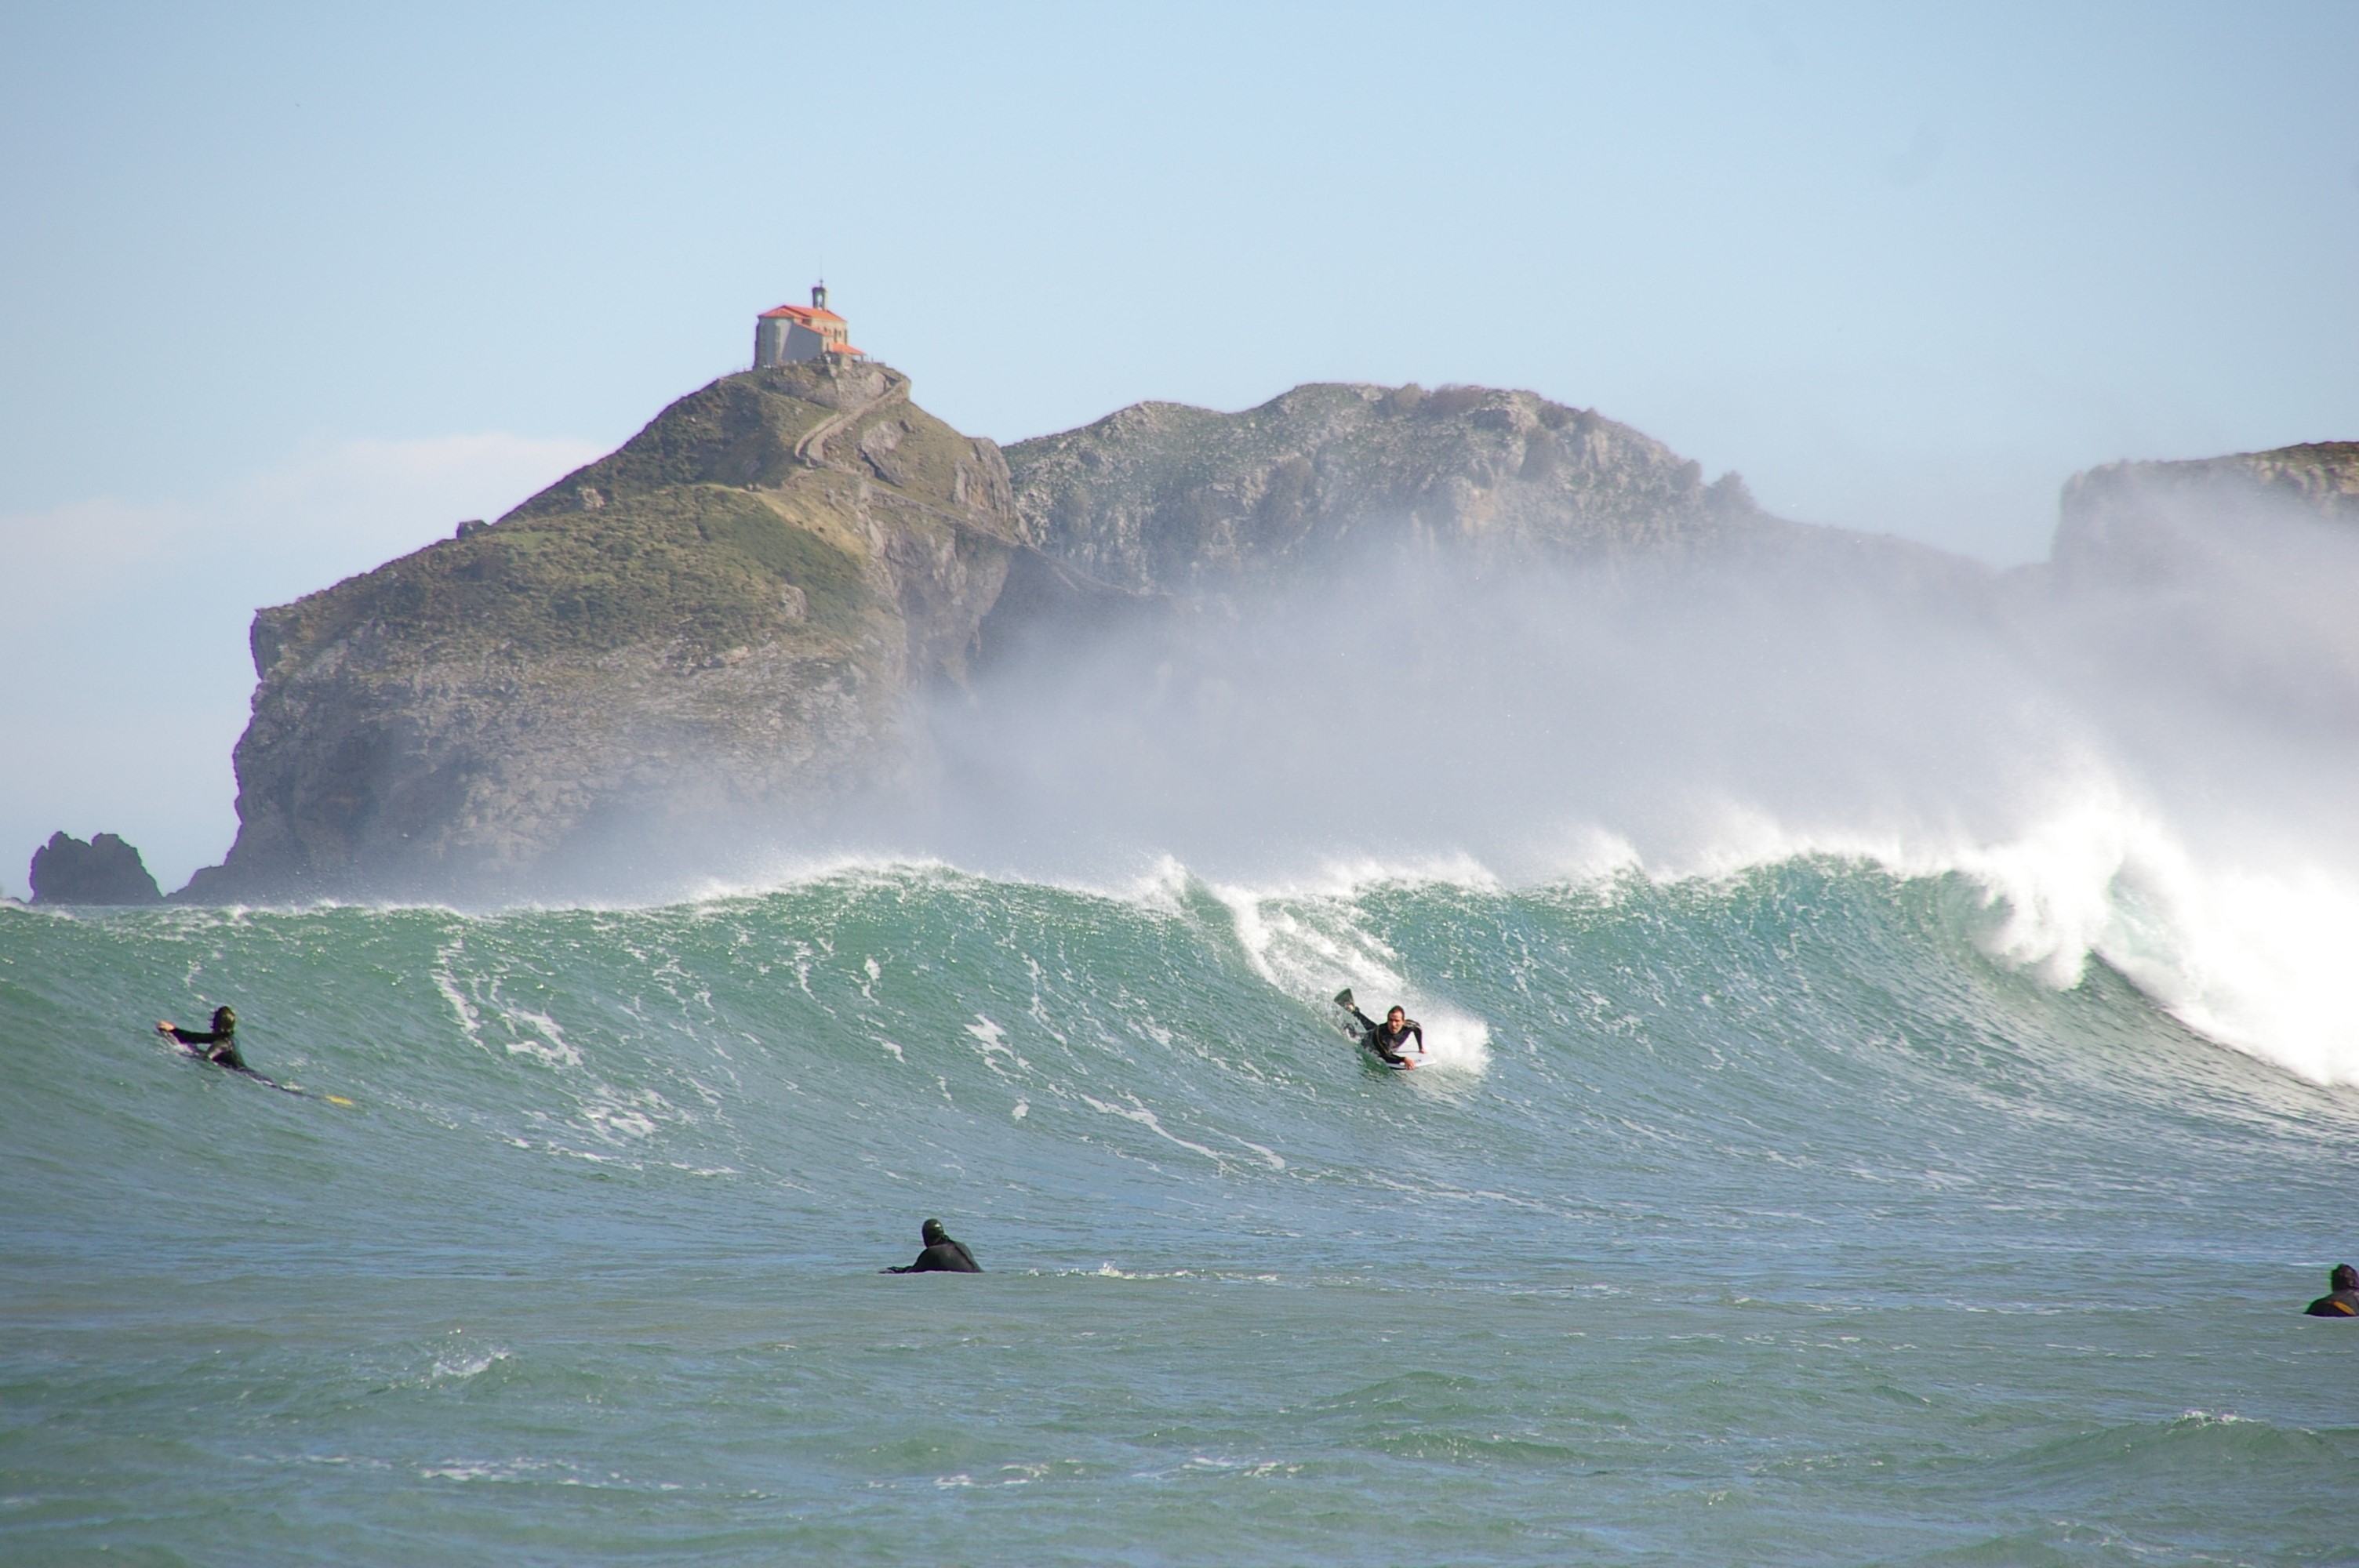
left=4, top=2, right=2355, bottom=889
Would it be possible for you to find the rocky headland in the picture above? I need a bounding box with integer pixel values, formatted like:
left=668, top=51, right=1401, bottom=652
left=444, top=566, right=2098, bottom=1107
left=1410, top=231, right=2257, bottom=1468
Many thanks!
left=182, top=359, right=1027, bottom=901
left=183, top=370, right=1872, bottom=901
left=168, top=353, right=2349, bottom=902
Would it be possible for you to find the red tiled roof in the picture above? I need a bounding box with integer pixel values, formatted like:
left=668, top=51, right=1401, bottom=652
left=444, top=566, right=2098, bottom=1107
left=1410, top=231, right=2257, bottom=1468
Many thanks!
left=759, top=303, right=846, bottom=323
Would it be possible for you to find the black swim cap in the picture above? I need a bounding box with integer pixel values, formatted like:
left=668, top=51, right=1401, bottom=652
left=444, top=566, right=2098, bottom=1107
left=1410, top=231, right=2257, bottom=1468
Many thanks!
left=213, top=1006, right=236, bottom=1030
left=921, top=1218, right=946, bottom=1244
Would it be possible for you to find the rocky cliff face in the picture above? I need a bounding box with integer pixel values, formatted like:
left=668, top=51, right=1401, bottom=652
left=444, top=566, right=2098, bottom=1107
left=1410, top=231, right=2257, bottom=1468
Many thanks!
left=1001, top=382, right=1765, bottom=593
left=183, top=360, right=1029, bottom=902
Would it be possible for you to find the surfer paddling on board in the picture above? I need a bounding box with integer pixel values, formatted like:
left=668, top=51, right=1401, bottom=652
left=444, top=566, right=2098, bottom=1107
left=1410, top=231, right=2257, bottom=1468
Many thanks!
left=158, top=1006, right=245, bottom=1071
left=153, top=1007, right=340, bottom=1101
left=1334, top=989, right=1425, bottom=1069
left=882, top=1218, right=982, bottom=1274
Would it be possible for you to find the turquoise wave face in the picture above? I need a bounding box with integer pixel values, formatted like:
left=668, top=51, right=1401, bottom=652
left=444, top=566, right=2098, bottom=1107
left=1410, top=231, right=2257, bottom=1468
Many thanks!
left=3, top=861, right=2355, bottom=1565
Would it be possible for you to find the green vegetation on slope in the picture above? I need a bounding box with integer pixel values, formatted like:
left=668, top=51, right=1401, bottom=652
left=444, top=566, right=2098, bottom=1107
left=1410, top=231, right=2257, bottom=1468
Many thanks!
left=249, top=358, right=1026, bottom=681
left=257, top=485, right=871, bottom=673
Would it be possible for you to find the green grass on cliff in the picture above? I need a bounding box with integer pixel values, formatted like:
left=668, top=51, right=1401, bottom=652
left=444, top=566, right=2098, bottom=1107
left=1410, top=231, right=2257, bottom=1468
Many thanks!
left=508, top=369, right=835, bottom=510
left=263, top=485, right=871, bottom=673
left=254, top=359, right=1038, bottom=678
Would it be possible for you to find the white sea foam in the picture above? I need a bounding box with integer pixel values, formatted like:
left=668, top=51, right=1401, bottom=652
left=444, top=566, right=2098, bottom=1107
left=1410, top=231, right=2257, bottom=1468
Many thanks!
left=1213, top=877, right=1493, bottom=1076
left=941, top=517, right=2359, bottom=1090
left=405, top=497, right=2359, bottom=1090
left=1557, top=772, right=2359, bottom=1087
left=1937, top=793, right=2359, bottom=1087
left=431, top=1348, right=511, bottom=1381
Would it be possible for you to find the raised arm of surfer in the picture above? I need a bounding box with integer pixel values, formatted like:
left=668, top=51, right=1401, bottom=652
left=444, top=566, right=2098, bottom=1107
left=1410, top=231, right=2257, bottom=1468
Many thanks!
left=1333, top=990, right=1425, bottom=1066
left=158, top=1006, right=244, bottom=1070
left=883, top=1218, right=982, bottom=1274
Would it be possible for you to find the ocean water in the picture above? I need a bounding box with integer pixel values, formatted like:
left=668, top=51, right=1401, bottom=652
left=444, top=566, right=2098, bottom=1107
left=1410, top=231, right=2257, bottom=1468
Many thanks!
left=5, top=853, right=2355, bottom=1565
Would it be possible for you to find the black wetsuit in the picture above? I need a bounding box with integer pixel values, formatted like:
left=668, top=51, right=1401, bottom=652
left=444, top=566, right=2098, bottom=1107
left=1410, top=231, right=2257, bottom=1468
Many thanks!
left=1343, top=1004, right=1423, bottom=1065
left=2304, top=1288, right=2359, bottom=1317
left=887, top=1238, right=981, bottom=1273
left=165, top=1024, right=245, bottom=1072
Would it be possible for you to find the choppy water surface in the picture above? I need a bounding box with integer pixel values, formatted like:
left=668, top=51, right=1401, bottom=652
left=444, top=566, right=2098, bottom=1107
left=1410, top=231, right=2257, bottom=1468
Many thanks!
left=3, top=859, right=2355, bottom=1564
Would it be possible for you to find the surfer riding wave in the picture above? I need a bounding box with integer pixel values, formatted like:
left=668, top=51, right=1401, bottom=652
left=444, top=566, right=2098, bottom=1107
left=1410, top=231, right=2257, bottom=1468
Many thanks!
left=1333, top=989, right=1425, bottom=1068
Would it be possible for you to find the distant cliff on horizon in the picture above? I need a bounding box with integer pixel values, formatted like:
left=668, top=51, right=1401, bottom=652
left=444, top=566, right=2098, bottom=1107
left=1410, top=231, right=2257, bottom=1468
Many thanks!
left=2052, top=441, right=2359, bottom=586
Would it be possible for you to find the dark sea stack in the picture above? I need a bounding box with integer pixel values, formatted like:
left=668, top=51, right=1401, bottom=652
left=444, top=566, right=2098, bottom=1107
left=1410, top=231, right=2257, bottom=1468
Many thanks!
left=29, top=832, right=164, bottom=906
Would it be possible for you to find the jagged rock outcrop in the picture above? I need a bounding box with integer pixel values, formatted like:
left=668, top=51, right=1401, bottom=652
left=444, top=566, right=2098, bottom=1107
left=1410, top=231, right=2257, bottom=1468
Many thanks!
left=182, top=360, right=1030, bottom=902
left=30, top=832, right=163, bottom=906
left=1001, top=382, right=1767, bottom=593
left=2054, top=441, right=2359, bottom=587
left=980, top=381, right=1976, bottom=665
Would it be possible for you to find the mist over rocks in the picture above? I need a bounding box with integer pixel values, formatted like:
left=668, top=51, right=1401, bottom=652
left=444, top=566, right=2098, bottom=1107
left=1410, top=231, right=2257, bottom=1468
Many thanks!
left=172, top=350, right=2349, bottom=906
left=981, top=381, right=1983, bottom=672
left=30, top=831, right=164, bottom=906
left=2052, top=441, right=2359, bottom=589
left=2032, top=441, right=2359, bottom=747
left=187, top=370, right=1903, bottom=902
left=1001, top=380, right=1952, bottom=593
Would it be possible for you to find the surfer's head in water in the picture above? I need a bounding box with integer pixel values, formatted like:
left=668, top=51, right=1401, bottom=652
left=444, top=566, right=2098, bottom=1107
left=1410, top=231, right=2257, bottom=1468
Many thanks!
left=921, top=1218, right=947, bottom=1246
left=2306, top=1263, right=2359, bottom=1317
left=211, top=1006, right=235, bottom=1035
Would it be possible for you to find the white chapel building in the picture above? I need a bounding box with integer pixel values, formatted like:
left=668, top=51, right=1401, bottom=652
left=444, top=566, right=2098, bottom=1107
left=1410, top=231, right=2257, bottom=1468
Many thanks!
left=754, top=283, right=867, bottom=367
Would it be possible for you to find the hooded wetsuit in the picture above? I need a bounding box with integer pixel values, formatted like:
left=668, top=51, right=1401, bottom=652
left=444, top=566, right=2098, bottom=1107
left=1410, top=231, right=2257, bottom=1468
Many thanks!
left=1342, top=1003, right=1423, bottom=1065
left=885, top=1223, right=981, bottom=1273
left=165, top=1023, right=245, bottom=1071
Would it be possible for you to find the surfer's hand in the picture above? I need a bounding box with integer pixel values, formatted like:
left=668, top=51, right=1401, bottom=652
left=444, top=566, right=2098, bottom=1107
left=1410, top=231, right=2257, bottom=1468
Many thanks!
left=155, top=1021, right=174, bottom=1036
